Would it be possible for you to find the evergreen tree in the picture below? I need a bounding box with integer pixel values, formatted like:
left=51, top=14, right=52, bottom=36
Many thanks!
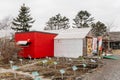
left=92, top=21, right=107, bottom=36
left=73, top=10, right=94, bottom=28
left=12, top=4, right=35, bottom=32
left=44, top=13, right=70, bottom=30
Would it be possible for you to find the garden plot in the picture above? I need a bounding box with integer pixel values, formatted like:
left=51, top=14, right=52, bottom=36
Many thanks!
left=0, top=72, right=33, bottom=80
left=0, top=57, right=103, bottom=80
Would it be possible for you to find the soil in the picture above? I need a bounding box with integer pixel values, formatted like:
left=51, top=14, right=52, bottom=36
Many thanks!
left=0, top=57, right=103, bottom=80
left=0, top=72, right=33, bottom=80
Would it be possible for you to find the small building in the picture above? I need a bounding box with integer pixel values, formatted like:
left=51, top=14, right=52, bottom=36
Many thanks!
left=54, top=28, right=92, bottom=58
left=15, top=28, right=93, bottom=58
left=15, top=31, right=57, bottom=58
left=109, top=32, right=120, bottom=49
left=103, top=32, right=120, bottom=54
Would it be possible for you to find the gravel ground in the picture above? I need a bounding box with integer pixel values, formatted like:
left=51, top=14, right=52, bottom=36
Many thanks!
left=82, top=54, right=120, bottom=80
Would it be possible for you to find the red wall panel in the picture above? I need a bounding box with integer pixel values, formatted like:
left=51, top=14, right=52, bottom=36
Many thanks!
left=34, top=32, right=56, bottom=58
left=15, top=32, right=35, bottom=58
left=15, top=31, right=57, bottom=58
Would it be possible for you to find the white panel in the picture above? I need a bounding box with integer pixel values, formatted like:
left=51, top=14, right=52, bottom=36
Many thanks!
left=54, top=39, right=83, bottom=58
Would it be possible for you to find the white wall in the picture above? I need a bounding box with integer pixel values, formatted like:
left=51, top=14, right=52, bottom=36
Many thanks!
left=54, top=39, right=83, bottom=58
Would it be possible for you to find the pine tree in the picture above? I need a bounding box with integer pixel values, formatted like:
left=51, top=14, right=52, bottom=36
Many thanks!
left=73, top=10, right=94, bottom=28
left=44, top=13, right=70, bottom=30
left=92, top=21, right=107, bottom=36
left=12, top=4, right=35, bottom=32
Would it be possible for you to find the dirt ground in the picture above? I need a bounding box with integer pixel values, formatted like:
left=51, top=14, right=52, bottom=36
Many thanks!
left=1, top=54, right=120, bottom=80
left=82, top=54, right=120, bottom=80
left=0, top=57, right=101, bottom=80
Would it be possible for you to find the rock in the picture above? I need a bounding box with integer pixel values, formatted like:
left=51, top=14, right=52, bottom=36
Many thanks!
left=75, top=77, right=82, bottom=80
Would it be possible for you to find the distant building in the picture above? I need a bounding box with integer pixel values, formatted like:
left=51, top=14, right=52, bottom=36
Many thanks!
left=103, top=32, right=120, bottom=54
left=109, top=32, right=120, bottom=49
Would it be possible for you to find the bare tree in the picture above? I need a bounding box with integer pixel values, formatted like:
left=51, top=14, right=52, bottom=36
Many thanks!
left=0, top=16, right=12, bottom=30
left=0, top=16, right=21, bottom=63
left=105, top=22, right=115, bottom=52
left=0, top=38, right=21, bottom=63
left=106, top=22, right=115, bottom=32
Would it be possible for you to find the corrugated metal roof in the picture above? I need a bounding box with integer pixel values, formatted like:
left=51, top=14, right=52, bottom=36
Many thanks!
left=54, top=28, right=91, bottom=39
left=109, top=32, right=120, bottom=41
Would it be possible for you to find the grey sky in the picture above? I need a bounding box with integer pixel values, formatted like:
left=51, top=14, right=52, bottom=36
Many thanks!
left=0, top=0, right=120, bottom=31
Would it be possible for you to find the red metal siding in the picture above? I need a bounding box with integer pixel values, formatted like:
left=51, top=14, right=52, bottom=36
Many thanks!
left=15, top=31, right=57, bottom=58
left=34, top=32, right=56, bottom=58
left=15, top=32, right=35, bottom=58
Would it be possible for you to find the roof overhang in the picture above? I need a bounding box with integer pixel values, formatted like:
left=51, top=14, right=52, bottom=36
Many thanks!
left=54, top=28, right=91, bottom=40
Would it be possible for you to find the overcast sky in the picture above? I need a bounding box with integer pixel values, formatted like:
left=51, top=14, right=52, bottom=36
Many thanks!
left=0, top=0, right=120, bottom=31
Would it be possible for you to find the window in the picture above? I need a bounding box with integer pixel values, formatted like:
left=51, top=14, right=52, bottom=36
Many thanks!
left=110, top=42, right=120, bottom=49
left=16, top=41, right=31, bottom=46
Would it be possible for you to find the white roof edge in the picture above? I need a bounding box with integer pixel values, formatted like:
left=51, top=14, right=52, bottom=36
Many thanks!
left=54, top=37, right=84, bottom=40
